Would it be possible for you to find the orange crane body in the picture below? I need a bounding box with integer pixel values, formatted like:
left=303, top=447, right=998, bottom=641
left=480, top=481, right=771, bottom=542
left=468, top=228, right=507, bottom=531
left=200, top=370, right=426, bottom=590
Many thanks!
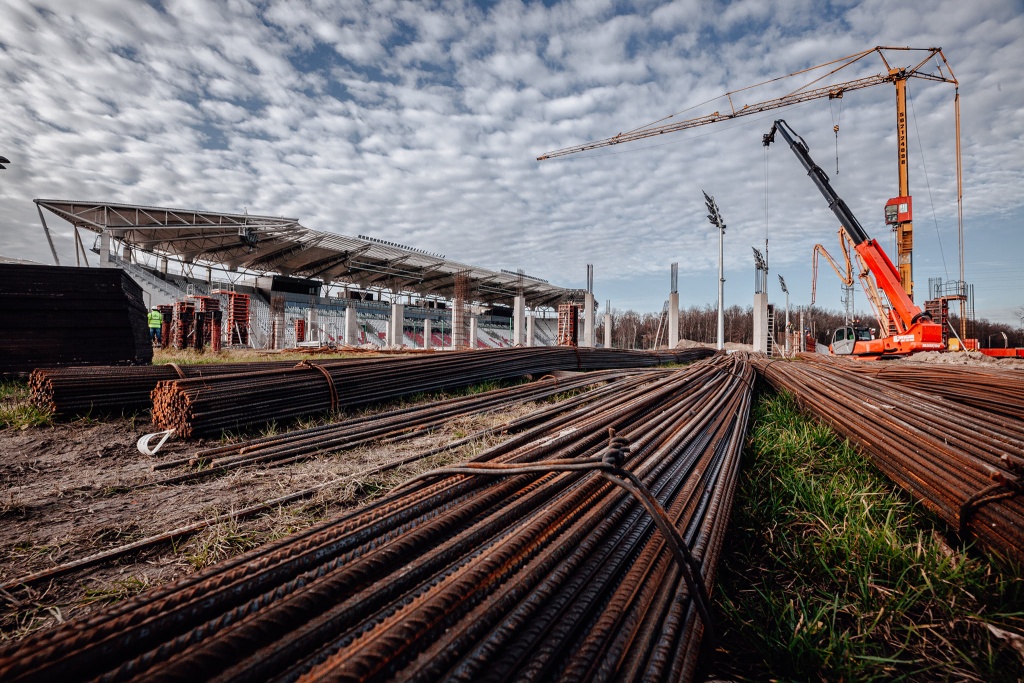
left=763, top=120, right=944, bottom=359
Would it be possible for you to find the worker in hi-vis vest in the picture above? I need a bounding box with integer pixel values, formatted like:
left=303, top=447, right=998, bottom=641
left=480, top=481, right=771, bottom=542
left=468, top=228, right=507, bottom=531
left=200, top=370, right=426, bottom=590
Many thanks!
left=148, top=306, right=163, bottom=345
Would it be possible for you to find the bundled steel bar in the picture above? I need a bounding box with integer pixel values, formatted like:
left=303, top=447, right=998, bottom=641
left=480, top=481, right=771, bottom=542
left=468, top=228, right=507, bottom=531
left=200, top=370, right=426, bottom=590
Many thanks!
left=0, top=355, right=753, bottom=683
left=151, top=347, right=715, bottom=437
left=150, top=369, right=640, bottom=484
left=29, top=361, right=304, bottom=418
left=795, top=353, right=1024, bottom=420
left=754, top=356, right=1024, bottom=564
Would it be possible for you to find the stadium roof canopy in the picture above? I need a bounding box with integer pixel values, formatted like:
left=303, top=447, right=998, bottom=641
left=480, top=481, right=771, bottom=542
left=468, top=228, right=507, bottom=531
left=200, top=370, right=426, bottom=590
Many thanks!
left=35, top=199, right=570, bottom=308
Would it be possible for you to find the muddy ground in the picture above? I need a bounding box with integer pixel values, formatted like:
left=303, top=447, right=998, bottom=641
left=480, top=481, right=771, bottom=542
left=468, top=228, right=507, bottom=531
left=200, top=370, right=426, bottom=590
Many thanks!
left=0, top=398, right=538, bottom=642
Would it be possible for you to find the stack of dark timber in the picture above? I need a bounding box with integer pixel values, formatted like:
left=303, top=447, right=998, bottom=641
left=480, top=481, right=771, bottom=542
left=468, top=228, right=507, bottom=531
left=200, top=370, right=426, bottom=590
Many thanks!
left=0, top=264, right=152, bottom=376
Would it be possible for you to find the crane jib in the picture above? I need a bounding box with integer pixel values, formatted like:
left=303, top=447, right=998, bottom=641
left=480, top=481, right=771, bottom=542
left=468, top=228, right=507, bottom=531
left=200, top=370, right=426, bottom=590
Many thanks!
left=764, top=120, right=870, bottom=245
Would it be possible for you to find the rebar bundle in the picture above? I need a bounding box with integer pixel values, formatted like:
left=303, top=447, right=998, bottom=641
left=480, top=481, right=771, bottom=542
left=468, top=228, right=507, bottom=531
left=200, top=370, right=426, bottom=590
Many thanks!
left=0, top=264, right=152, bottom=376
left=0, top=355, right=753, bottom=683
left=753, top=356, right=1024, bottom=564
left=150, top=347, right=715, bottom=437
left=151, top=368, right=641, bottom=485
left=29, top=361, right=302, bottom=418
left=795, top=353, right=1024, bottom=420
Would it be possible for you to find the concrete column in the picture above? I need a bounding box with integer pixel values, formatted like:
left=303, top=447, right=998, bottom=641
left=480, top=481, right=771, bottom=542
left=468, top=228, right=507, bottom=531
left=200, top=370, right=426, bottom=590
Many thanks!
left=526, top=315, right=535, bottom=347
left=389, top=303, right=404, bottom=346
left=753, top=292, right=768, bottom=354
left=159, top=256, right=168, bottom=275
left=469, top=317, right=478, bottom=348
left=512, top=294, right=526, bottom=345
left=205, top=266, right=213, bottom=284
left=344, top=305, right=357, bottom=346
left=423, top=318, right=432, bottom=350
left=604, top=313, right=613, bottom=348
left=99, top=231, right=111, bottom=266
left=122, top=244, right=132, bottom=263
left=668, top=292, right=679, bottom=349
left=799, top=309, right=805, bottom=353
left=583, top=292, right=596, bottom=348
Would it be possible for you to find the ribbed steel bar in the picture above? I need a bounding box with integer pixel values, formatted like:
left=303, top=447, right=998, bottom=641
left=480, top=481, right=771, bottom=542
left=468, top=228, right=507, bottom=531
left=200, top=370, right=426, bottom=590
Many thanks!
left=28, top=361, right=303, bottom=418
left=795, top=353, right=1024, bottom=420
left=150, top=347, right=715, bottom=437
left=149, top=370, right=641, bottom=485
left=0, top=354, right=752, bottom=683
left=753, top=356, right=1024, bottom=564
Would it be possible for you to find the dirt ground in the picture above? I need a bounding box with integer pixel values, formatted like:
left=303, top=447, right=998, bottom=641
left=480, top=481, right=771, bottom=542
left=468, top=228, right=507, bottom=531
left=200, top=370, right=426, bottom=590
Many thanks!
left=0, top=398, right=538, bottom=642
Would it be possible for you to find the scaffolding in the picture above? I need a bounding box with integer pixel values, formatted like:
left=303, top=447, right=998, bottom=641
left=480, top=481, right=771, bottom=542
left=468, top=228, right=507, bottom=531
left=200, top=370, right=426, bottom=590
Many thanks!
left=215, top=291, right=250, bottom=347
left=452, top=271, right=471, bottom=350
left=927, top=277, right=975, bottom=344
left=557, top=303, right=579, bottom=347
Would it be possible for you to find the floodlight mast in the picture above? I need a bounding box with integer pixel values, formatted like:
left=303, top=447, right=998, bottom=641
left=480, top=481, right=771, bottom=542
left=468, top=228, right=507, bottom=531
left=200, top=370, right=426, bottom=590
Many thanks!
left=778, top=274, right=790, bottom=356
left=704, top=191, right=726, bottom=351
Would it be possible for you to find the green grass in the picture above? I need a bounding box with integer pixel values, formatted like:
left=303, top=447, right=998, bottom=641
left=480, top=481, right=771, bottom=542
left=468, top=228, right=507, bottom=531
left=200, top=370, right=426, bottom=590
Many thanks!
left=0, top=380, right=52, bottom=429
left=709, top=390, right=1024, bottom=682
left=81, top=576, right=151, bottom=605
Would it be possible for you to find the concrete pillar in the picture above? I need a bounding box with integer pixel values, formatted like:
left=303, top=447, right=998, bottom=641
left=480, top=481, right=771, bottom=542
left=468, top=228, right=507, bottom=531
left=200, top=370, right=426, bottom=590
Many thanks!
left=753, top=292, right=769, bottom=354
left=469, top=317, right=478, bottom=348
left=526, top=315, right=535, bottom=347
left=583, top=292, right=596, bottom=348
left=159, top=256, right=168, bottom=275
left=205, top=266, right=212, bottom=284
left=344, top=305, right=357, bottom=345
left=122, top=244, right=132, bottom=263
left=799, top=309, right=805, bottom=353
left=99, top=231, right=111, bottom=266
left=512, top=294, right=525, bottom=345
left=389, top=303, right=404, bottom=346
left=423, top=318, right=432, bottom=350
left=668, top=292, right=679, bottom=349
left=604, top=313, right=613, bottom=348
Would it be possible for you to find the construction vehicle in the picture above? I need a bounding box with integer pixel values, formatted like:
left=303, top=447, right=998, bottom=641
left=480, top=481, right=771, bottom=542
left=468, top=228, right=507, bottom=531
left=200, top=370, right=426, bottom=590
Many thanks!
left=762, top=119, right=944, bottom=359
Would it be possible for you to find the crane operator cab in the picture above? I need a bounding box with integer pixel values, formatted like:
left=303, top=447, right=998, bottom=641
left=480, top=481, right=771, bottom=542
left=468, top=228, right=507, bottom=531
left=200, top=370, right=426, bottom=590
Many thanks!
left=829, top=325, right=872, bottom=355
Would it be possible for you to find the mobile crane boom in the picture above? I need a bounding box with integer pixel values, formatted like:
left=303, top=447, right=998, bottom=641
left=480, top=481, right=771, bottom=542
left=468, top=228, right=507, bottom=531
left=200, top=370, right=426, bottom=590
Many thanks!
left=762, top=119, right=944, bottom=358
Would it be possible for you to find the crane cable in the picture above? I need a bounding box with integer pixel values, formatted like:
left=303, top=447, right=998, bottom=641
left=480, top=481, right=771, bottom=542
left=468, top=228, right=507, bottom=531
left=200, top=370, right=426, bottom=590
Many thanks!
left=830, top=96, right=844, bottom=174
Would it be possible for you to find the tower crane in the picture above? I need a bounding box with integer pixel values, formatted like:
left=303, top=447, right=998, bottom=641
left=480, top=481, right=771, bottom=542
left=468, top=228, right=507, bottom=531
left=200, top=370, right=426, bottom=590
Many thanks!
left=538, top=46, right=961, bottom=303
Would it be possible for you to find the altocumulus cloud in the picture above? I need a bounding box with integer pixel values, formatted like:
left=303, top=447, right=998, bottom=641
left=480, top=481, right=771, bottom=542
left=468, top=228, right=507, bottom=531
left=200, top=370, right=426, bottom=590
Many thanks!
left=0, top=0, right=1021, bottom=321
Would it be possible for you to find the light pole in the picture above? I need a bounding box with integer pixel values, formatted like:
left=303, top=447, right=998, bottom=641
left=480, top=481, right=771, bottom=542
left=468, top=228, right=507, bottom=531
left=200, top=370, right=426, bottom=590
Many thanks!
left=778, top=274, right=790, bottom=356
left=703, top=191, right=726, bottom=351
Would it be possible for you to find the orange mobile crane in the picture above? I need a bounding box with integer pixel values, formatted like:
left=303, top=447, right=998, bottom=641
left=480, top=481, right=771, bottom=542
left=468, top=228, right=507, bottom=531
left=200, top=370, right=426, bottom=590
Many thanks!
left=763, top=119, right=944, bottom=358
left=538, top=46, right=962, bottom=303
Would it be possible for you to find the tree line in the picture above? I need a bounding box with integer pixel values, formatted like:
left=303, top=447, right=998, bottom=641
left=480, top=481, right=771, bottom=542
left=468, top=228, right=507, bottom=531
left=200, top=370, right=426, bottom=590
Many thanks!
left=595, top=304, right=1024, bottom=350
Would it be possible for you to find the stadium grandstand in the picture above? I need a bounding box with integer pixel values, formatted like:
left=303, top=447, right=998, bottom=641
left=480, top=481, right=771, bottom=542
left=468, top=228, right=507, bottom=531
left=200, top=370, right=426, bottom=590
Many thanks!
left=34, top=199, right=566, bottom=349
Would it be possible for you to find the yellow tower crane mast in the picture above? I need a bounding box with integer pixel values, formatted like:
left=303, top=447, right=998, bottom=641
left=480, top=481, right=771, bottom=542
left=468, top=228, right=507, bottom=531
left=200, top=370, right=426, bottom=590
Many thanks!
left=538, top=46, right=961, bottom=303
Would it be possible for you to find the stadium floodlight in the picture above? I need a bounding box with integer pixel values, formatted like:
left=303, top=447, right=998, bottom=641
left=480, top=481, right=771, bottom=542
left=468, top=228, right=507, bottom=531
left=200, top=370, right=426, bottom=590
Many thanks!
left=703, top=191, right=726, bottom=351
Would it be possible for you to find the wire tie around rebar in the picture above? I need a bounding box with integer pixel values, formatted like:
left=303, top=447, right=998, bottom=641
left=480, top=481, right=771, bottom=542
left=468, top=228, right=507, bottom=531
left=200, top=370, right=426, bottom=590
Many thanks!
left=298, top=361, right=339, bottom=413
left=166, top=362, right=186, bottom=379
left=959, top=469, right=1023, bottom=538
left=402, top=428, right=717, bottom=643
left=597, top=429, right=716, bottom=644
left=726, top=369, right=756, bottom=390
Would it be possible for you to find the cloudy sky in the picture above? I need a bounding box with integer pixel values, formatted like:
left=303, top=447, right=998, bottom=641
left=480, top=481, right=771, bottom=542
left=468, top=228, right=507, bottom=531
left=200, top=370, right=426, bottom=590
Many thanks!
left=1, top=0, right=1022, bottom=324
